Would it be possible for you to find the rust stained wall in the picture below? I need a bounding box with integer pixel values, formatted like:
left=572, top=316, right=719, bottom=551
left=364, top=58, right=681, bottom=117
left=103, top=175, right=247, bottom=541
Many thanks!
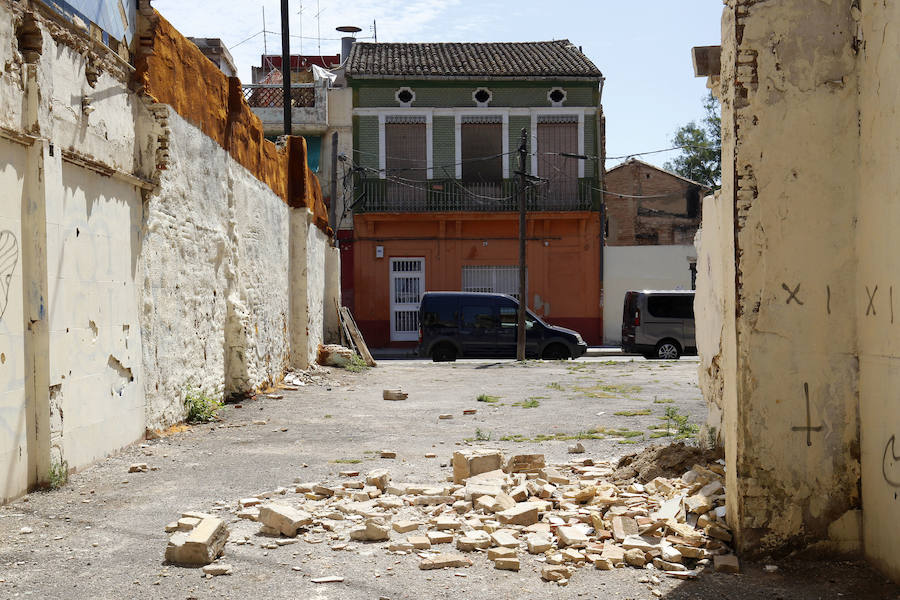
left=134, top=12, right=329, bottom=232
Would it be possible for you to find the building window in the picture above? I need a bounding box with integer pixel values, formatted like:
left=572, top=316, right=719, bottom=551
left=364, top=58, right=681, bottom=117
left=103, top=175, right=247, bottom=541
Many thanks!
left=462, top=265, right=525, bottom=300
left=395, top=86, right=415, bottom=107
left=548, top=87, right=567, bottom=106
left=472, top=87, right=492, bottom=107
left=384, top=116, right=427, bottom=207
left=461, top=116, right=503, bottom=195
left=536, top=116, right=579, bottom=206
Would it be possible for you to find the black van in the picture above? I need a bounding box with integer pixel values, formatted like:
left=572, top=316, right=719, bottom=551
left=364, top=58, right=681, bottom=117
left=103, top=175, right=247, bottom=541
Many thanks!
left=621, top=290, right=696, bottom=359
left=417, top=291, right=588, bottom=361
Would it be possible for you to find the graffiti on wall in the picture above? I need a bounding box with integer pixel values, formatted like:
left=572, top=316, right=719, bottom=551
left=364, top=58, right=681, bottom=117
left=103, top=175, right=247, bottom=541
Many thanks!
left=791, top=382, right=824, bottom=447
left=883, top=436, right=900, bottom=488
left=0, top=231, right=17, bottom=320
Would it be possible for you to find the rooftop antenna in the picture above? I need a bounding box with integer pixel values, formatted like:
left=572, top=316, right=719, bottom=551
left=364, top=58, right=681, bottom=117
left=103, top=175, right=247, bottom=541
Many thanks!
left=315, top=0, right=327, bottom=56
left=372, top=19, right=377, bottom=43
left=297, top=0, right=304, bottom=55
left=262, top=5, right=269, bottom=70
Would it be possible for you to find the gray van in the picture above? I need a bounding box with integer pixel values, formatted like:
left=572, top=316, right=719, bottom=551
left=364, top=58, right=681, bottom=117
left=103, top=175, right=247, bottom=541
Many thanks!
left=621, top=290, right=696, bottom=359
left=417, top=291, right=588, bottom=361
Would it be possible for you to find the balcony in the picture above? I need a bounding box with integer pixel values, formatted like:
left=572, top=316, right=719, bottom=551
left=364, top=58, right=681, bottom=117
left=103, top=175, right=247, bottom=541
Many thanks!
left=355, top=178, right=596, bottom=213
left=241, top=81, right=328, bottom=133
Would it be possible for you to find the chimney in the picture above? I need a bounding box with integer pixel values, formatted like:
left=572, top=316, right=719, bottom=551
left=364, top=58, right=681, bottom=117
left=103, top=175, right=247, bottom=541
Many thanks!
left=336, top=26, right=362, bottom=62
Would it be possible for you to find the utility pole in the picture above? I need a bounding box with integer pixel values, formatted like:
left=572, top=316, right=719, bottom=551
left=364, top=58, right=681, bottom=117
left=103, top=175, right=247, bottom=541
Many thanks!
left=516, top=128, right=528, bottom=361
left=280, top=0, right=291, bottom=136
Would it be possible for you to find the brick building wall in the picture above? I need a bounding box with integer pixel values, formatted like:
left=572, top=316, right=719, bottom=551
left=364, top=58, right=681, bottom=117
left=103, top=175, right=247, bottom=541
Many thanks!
left=604, top=159, right=707, bottom=246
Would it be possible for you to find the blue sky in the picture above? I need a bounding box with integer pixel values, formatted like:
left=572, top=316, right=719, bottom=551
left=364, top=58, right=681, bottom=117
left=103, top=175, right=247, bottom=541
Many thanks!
left=151, top=0, right=723, bottom=170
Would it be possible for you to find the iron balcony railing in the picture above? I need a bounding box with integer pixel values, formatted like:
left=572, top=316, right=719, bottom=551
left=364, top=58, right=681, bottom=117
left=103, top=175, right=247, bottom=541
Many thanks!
left=355, top=178, right=595, bottom=213
left=241, top=83, right=317, bottom=108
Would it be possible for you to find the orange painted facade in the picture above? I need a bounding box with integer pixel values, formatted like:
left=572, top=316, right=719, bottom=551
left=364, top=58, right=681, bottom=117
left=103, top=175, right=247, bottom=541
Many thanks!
left=352, top=211, right=604, bottom=347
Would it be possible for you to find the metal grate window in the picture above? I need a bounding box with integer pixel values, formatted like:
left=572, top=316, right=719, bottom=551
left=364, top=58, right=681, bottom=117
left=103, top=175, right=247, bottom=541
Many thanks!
left=390, top=258, right=425, bottom=341
left=461, top=265, right=525, bottom=300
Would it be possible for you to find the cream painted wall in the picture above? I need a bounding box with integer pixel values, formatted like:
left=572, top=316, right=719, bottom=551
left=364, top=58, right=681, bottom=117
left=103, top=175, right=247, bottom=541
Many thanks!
left=856, top=0, right=900, bottom=580
left=706, top=0, right=862, bottom=557
left=602, top=245, right=695, bottom=345
left=0, top=139, right=28, bottom=502
left=694, top=192, right=735, bottom=445
left=288, top=209, right=328, bottom=370
left=50, top=163, right=145, bottom=469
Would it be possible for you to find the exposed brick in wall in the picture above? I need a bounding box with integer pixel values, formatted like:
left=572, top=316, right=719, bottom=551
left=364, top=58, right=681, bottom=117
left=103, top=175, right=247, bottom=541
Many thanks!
left=133, top=8, right=329, bottom=231
left=604, top=159, right=706, bottom=246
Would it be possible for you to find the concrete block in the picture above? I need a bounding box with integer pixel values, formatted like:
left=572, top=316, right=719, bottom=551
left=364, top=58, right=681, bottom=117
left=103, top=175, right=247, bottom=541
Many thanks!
left=497, top=503, right=539, bottom=526
left=165, top=517, right=228, bottom=566
left=418, top=553, right=473, bottom=570
left=452, top=450, right=503, bottom=483
left=258, top=504, right=313, bottom=537
left=557, top=526, right=588, bottom=548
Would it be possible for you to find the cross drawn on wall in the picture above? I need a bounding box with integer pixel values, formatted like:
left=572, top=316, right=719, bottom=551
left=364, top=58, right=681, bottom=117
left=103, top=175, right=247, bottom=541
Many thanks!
left=792, top=382, right=824, bottom=447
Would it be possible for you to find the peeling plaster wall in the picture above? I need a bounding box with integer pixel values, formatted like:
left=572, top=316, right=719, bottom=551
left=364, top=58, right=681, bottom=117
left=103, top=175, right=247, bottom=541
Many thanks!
left=715, top=0, right=861, bottom=554
left=694, top=191, right=735, bottom=446
left=856, top=0, right=900, bottom=580
left=0, top=0, right=151, bottom=495
left=141, top=109, right=292, bottom=428
left=601, top=245, right=696, bottom=345
left=0, top=0, right=333, bottom=501
left=50, top=163, right=144, bottom=469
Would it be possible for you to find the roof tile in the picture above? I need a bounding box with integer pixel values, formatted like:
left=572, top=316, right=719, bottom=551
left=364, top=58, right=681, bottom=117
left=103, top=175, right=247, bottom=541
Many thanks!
left=347, top=40, right=602, bottom=79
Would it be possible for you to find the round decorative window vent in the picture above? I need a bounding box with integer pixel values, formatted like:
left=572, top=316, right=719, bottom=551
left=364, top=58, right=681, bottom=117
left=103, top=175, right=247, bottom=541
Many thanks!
left=548, top=87, right=567, bottom=106
left=395, top=87, right=415, bottom=106
left=474, top=88, right=491, bottom=104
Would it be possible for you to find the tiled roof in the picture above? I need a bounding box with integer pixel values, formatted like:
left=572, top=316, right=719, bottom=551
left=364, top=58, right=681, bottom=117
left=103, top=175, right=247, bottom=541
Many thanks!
left=346, top=40, right=602, bottom=79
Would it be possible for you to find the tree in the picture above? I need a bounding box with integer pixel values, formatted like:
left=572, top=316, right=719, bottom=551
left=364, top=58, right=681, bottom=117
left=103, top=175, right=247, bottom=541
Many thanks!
left=664, top=91, right=721, bottom=188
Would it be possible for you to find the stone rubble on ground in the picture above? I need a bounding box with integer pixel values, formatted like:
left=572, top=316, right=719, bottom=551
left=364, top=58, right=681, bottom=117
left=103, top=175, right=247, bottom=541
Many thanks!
left=163, top=448, right=735, bottom=583
left=316, top=344, right=354, bottom=368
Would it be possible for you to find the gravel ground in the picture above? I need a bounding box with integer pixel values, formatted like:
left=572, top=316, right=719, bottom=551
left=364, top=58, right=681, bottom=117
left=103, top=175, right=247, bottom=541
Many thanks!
left=0, top=356, right=896, bottom=600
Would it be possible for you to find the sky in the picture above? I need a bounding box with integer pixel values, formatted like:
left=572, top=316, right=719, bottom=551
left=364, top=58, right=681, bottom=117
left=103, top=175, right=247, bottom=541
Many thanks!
left=151, top=0, right=724, bottom=170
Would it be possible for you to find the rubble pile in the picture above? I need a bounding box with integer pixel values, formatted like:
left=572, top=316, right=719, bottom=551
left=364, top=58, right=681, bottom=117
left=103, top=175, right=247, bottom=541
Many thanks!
left=165, top=446, right=735, bottom=585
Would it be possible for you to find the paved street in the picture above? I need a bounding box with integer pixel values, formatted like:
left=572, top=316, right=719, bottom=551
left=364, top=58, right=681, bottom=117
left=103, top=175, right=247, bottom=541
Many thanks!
left=0, top=357, right=896, bottom=599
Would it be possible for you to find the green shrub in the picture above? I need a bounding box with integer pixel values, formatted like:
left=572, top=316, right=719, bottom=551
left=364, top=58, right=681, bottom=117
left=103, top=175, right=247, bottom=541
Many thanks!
left=345, top=354, right=368, bottom=373
left=48, top=459, right=68, bottom=489
left=184, top=386, right=223, bottom=423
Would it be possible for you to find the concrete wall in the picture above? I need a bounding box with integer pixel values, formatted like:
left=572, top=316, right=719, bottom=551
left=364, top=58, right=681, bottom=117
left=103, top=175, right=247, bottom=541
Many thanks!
left=709, top=0, right=862, bottom=556
left=694, top=192, right=734, bottom=446
left=602, top=245, right=695, bottom=345
left=0, top=0, right=154, bottom=499
left=699, top=0, right=872, bottom=562
left=0, top=138, right=28, bottom=502
left=0, top=0, right=334, bottom=502
left=856, top=0, right=900, bottom=580
left=141, top=109, right=294, bottom=427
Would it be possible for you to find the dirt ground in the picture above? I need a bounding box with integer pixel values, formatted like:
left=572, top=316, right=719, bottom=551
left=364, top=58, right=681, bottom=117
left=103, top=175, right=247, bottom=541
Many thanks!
left=0, top=356, right=897, bottom=599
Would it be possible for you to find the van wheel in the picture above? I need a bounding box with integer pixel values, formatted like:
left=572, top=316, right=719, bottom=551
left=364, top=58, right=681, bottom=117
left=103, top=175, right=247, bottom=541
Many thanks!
left=432, top=343, right=457, bottom=362
left=655, top=340, right=681, bottom=360
left=542, top=343, right=570, bottom=360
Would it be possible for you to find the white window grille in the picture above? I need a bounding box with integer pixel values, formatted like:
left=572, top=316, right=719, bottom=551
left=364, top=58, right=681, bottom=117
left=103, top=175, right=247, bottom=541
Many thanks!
left=461, top=265, right=525, bottom=300
left=390, top=258, right=425, bottom=341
